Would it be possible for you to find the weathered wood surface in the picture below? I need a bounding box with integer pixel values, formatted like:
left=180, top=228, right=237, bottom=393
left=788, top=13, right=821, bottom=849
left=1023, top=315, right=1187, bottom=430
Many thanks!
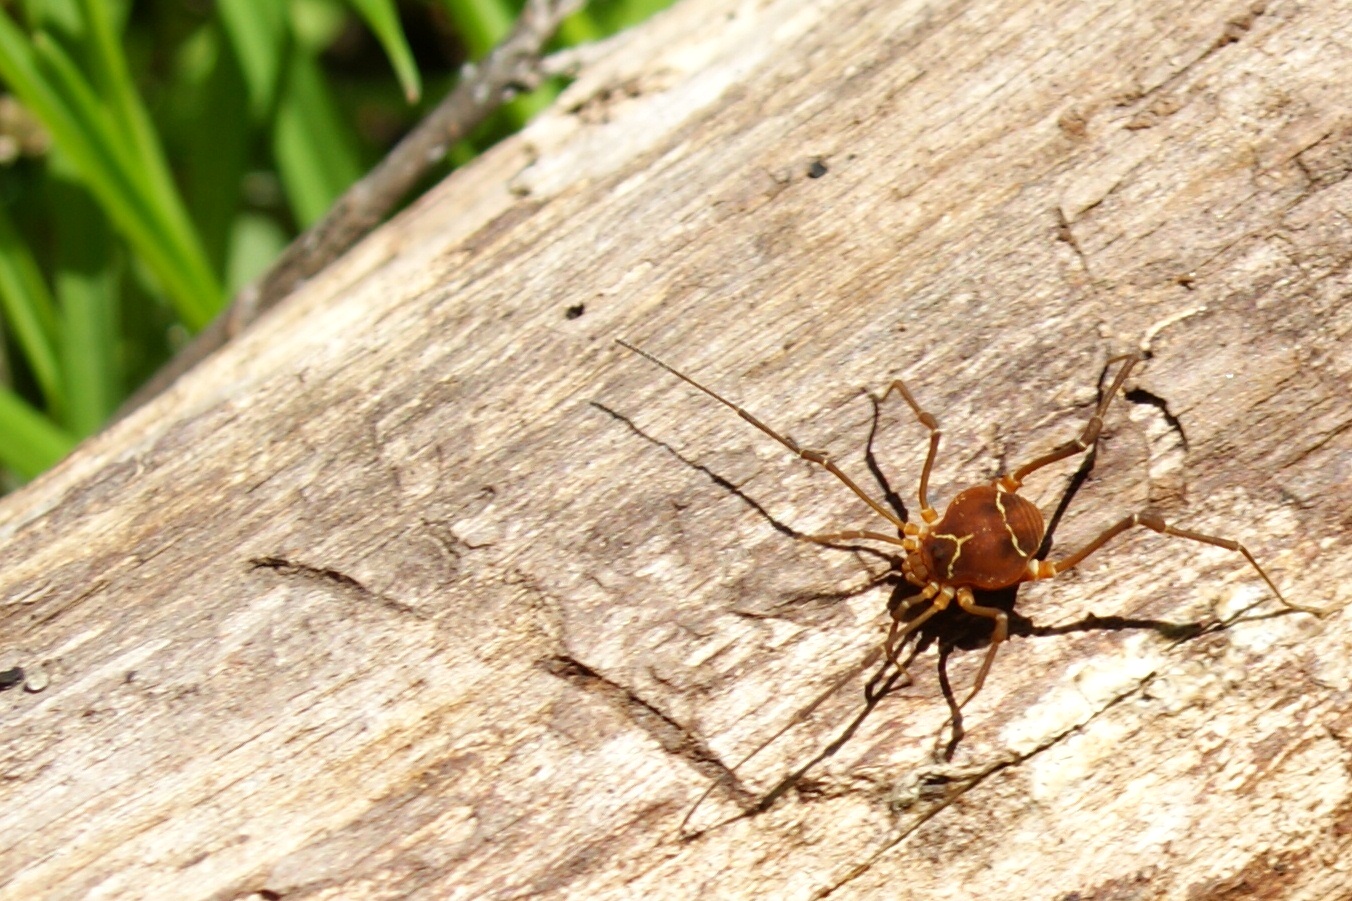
left=4, top=0, right=1352, bottom=897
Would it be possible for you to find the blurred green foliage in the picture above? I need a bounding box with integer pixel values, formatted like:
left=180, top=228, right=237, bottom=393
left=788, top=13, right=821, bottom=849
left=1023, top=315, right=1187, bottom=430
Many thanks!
left=0, top=0, right=669, bottom=488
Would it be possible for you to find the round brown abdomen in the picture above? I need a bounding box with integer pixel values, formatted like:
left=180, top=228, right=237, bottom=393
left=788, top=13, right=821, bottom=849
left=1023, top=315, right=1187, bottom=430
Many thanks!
left=922, top=485, right=1045, bottom=590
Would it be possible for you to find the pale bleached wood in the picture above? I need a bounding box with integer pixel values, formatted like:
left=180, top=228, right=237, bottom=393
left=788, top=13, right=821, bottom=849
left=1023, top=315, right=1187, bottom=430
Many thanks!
left=4, top=0, right=1352, bottom=898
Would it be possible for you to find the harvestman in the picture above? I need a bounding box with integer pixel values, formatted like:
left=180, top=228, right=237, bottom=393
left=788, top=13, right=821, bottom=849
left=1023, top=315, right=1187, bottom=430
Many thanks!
left=617, top=339, right=1321, bottom=725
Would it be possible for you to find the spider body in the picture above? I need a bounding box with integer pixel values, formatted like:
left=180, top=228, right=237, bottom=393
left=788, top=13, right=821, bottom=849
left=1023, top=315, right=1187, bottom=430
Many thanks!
left=906, top=483, right=1045, bottom=592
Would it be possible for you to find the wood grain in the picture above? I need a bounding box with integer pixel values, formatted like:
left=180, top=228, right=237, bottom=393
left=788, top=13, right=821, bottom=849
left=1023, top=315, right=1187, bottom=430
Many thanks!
left=3, top=0, right=1352, bottom=897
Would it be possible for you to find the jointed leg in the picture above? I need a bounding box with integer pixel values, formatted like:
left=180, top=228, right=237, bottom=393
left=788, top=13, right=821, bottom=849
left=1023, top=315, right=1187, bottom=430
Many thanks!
left=880, top=378, right=943, bottom=523
left=805, top=529, right=911, bottom=548
left=879, top=584, right=956, bottom=677
left=954, top=587, right=1009, bottom=706
left=1002, top=353, right=1142, bottom=490
left=1029, top=511, right=1323, bottom=615
left=618, top=339, right=905, bottom=530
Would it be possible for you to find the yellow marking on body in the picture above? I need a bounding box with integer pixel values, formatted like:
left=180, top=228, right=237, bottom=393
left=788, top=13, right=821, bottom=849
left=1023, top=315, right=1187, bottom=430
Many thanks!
left=934, top=532, right=973, bottom=579
left=995, top=487, right=1029, bottom=558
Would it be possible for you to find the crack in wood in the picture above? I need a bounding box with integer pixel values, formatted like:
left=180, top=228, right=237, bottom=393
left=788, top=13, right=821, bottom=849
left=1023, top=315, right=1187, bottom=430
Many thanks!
left=1118, top=0, right=1269, bottom=121
left=1125, top=386, right=1189, bottom=451
left=249, top=556, right=425, bottom=618
left=812, top=595, right=1301, bottom=897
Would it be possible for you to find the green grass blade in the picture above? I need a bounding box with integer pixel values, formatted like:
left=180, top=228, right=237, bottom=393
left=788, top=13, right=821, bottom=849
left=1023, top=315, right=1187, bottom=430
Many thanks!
left=50, top=169, right=118, bottom=437
left=557, top=7, right=603, bottom=45
left=176, top=24, right=253, bottom=273
left=345, top=0, right=421, bottom=102
left=273, top=49, right=363, bottom=226
left=0, top=201, right=64, bottom=413
left=76, top=0, right=203, bottom=260
left=225, top=212, right=289, bottom=296
left=28, top=29, right=221, bottom=328
left=217, top=0, right=287, bottom=118
left=0, top=386, right=74, bottom=480
left=0, top=9, right=221, bottom=329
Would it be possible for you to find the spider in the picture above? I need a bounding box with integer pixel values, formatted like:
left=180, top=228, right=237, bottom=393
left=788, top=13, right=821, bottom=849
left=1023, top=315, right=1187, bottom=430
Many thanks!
left=617, top=338, right=1320, bottom=718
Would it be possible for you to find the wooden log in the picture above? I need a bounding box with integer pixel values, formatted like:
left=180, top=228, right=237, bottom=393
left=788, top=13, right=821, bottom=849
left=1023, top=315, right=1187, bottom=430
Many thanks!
left=3, top=0, right=1351, bottom=897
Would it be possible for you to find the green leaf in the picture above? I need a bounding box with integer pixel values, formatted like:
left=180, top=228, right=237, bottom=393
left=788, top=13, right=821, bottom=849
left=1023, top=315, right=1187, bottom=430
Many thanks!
left=0, top=201, right=64, bottom=414
left=225, top=212, right=289, bottom=296
left=346, top=0, right=421, bottom=102
left=0, top=9, right=222, bottom=329
left=77, top=0, right=174, bottom=214
left=273, top=49, right=363, bottom=227
left=177, top=23, right=254, bottom=273
left=50, top=168, right=118, bottom=437
left=0, top=386, right=74, bottom=480
left=217, top=0, right=287, bottom=118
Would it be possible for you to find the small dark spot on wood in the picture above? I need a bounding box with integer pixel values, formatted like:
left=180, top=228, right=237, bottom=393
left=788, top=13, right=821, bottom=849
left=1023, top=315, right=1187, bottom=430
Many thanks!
left=258, top=891, right=283, bottom=900
left=1057, top=108, right=1088, bottom=139
left=0, top=667, right=23, bottom=691
left=807, top=158, right=829, bottom=178
left=565, top=303, right=585, bottom=320
left=1216, top=2, right=1266, bottom=48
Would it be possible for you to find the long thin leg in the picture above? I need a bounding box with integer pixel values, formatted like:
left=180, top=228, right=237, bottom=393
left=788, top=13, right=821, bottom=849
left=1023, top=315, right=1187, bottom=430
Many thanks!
left=954, top=587, right=1009, bottom=706
left=618, top=339, right=905, bottom=530
left=1028, top=511, right=1323, bottom=615
left=805, top=529, right=910, bottom=548
left=879, top=378, right=943, bottom=522
left=1002, top=353, right=1142, bottom=490
left=753, top=653, right=914, bottom=817
left=881, top=586, right=954, bottom=671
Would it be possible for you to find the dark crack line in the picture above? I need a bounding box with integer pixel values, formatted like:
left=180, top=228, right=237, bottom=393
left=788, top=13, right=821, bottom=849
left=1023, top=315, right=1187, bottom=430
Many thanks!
left=1119, top=3, right=1268, bottom=112
left=249, top=556, right=425, bottom=618
left=1125, top=386, right=1189, bottom=450
left=1056, top=206, right=1093, bottom=277
left=537, top=654, right=758, bottom=812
